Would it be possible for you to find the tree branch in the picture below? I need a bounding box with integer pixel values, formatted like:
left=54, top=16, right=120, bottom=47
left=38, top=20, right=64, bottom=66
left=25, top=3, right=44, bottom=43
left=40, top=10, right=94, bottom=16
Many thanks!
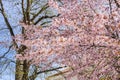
left=114, top=0, right=120, bottom=8
left=108, top=0, right=112, bottom=15
left=4, top=57, right=15, bottom=63
left=30, top=3, right=49, bottom=22
left=37, top=66, right=67, bottom=74
left=21, top=0, right=26, bottom=23
left=26, top=0, right=31, bottom=24
left=0, top=8, right=2, bottom=12
left=0, top=0, right=18, bottom=48
left=41, top=21, right=52, bottom=26
left=29, top=65, right=38, bottom=80
left=79, top=42, right=119, bottom=50
left=34, top=14, right=60, bottom=25
left=0, top=60, right=10, bottom=74
left=0, top=45, right=13, bottom=59
left=0, top=28, right=8, bottom=31
left=0, top=0, right=15, bottom=37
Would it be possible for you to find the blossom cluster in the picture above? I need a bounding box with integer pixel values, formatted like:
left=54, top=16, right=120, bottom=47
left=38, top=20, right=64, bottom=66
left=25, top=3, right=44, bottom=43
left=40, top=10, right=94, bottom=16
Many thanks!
left=15, top=0, right=120, bottom=79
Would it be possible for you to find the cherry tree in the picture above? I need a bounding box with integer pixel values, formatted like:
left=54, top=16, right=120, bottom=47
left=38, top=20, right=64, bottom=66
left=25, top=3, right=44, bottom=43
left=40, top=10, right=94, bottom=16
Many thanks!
left=15, top=0, right=120, bottom=80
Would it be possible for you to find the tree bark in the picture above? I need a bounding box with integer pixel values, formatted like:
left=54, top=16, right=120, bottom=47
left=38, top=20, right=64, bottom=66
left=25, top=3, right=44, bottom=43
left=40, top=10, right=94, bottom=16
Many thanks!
left=15, top=60, right=23, bottom=80
left=26, top=0, right=31, bottom=24
left=22, top=60, right=30, bottom=80
left=15, top=60, right=30, bottom=80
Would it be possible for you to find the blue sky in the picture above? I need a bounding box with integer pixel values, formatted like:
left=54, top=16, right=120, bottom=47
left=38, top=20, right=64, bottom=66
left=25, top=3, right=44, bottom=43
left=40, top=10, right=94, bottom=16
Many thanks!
left=0, top=0, right=26, bottom=79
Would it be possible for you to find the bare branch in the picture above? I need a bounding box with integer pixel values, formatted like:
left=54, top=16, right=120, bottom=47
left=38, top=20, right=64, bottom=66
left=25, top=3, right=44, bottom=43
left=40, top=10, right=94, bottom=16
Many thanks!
left=21, top=0, right=26, bottom=23
left=0, top=25, right=19, bottom=31
left=0, top=0, right=18, bottom=48
left=30, top=3, right=49, bottom=21
left=34, top=14, right=60, bottom=25
left=0, top=60, right=10, bottom=74
left=37, top=66, right=67, bottom=74
left=3, top=57, right=15, bottom=63
left=26, top=0, right=31, bottom=24
left=108, top=0, right=112, bottom=15
left=0, top=45, right=13, bottom=59
left=0, top=0, right=15, bottom=36
left=0, top=28, right=8, bottom=31
left=79, top=43, right=119, bottom=50
left=41, top=21, right=52, bottom=26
